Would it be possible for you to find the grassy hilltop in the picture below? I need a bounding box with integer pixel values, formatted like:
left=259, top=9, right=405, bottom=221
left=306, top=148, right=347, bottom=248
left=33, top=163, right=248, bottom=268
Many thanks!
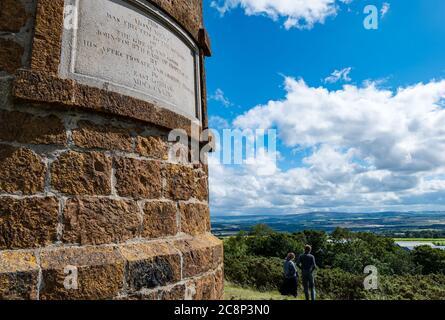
left=222, top=225, right=445, bottom=300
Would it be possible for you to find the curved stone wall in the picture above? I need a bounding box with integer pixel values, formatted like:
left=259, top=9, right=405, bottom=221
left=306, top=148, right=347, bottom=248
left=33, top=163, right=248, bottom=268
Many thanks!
left=0, top=0, right=223, bottom=300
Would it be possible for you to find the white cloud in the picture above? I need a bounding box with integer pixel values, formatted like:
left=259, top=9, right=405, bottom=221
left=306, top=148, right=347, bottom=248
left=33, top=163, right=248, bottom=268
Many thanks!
left=381, top=2, right=390, bottom=18
left=210, top=88, right=233, bottom=107
left=209, top=77, right=445, bottom=215
left=211, top=0, right=353, bottom=30
left=209, top=116, right=230, bottom=130
left=324, top=67, right=352, bottom=84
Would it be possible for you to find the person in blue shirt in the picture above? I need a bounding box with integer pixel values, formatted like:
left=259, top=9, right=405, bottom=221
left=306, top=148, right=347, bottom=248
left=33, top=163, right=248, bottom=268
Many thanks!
left=296, top=245, right=317, bottom=301
left=281, top=252, right=298, bottom=297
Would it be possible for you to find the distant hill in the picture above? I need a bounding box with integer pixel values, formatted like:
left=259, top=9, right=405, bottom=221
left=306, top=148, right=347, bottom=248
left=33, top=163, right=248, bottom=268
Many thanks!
left=212, top=211, right=445, bottom=236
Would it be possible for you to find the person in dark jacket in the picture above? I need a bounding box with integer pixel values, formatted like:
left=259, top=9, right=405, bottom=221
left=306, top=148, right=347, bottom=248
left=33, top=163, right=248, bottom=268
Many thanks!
left=281, top=252, right=298, bottom=297
left=296, top=245, right=317, bottom=301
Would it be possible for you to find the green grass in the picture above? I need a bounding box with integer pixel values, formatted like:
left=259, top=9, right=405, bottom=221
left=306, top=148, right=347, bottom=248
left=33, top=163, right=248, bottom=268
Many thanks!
left=224, top=282, right=302, bottom=300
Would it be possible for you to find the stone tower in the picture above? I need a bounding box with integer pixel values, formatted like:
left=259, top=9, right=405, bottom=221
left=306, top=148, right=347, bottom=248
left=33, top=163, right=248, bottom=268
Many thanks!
left=0, top=0, right=223, bottom=299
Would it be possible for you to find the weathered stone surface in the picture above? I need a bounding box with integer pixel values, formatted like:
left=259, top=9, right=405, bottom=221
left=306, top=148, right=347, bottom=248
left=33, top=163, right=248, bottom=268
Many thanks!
left=135, top=136, right=169, bottom=160
left=40, top=246, right=125, bottom=300
left=188, top=273, right=214, bottom=300
left=114, top=157, right=162, bottom=199
left=160, top=284, right=186, bottom=300
left=142, top=201, right=178, bottom=239
left=72, top=79, right=194, bottom=135
left=0, top=77, right=13, bottom=109
left=124, top=291, right=158, bottom=300
left=193, top=168, right=209, bottom=201
left=150, top=0, right=202, bottom=41
left=13, top=70, right=195, bottom=135
left=214, top=269, right=224, bottom=300
left=0, top=0, right=29, bottom=32
left=0, top=145, right=46, bottom=194
left=0, top=39, right=23, bottom=74
left=72, top=120, right=133, bottom=152
left=179, top=203, right=210, bottom=236
left=0, top=110, right=66, bottom=145
left=120, top=242, right=181, bottom=291
left=31, top=0, right=64, bottom=74
left=0, top=197, right=59, bottom=250
left=164, top=164, right=194, bottom=201
left=188, top=271, right=223, bottom=300
left=13, top=70, right=76, bottom=103
left=195, top=163, right=209, bottom=176
left=127, top=283, right=186, bottom=300
left=175, top=235, right=223, bottom=278
left=62, top=198, right=140, bottom=245
left=0, top=250, right=39, bottom=300
left=51, top=151, right=112, bottom=195
left=212, top=240, right=224, bottom=270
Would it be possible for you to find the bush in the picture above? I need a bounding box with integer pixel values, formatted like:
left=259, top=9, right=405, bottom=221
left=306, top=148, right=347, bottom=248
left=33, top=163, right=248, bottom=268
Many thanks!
left=365, top=274, right=445, bottom=300
left=316, top=268, right=367, bottom=300
left=413, top=246, right=445, bottom=274
left=224, top=255, right=283, bottom=291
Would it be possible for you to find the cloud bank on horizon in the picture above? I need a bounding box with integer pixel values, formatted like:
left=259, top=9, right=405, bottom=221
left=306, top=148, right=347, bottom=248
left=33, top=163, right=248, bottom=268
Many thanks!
left=209, top=77, right=445, bottom=215
left=210, top=0, right=353, bottom=29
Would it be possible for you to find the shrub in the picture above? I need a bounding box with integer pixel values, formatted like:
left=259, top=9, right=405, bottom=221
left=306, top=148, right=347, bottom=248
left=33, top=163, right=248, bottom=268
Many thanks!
left=224, top=255, right=283, bottom=291
left=316, top=268, right=367, bottom=300
left=413, top=246, right=445, bottom=274
left=365, top=274, right=445, bottom=300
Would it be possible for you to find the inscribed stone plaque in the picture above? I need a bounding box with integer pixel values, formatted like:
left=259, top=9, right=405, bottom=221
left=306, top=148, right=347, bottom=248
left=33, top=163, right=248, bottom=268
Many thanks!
left=60, top=0, right=201, bottom=122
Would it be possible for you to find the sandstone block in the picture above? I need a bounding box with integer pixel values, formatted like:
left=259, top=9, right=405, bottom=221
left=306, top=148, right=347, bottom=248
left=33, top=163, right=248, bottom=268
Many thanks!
left=72, top=120, right=133, bottom=152
left=62, top=197, right=140, bottom=245
left=135, top=136, right=169, bottom=160
left=31, top=0, right=64, bottom=73
left=0, top=39, right=23, bottom=74
left=0, top=110, right=66, bottom=145
left=51, top=151, right=112, bottom=195
left=174, top=235, right=223, bottom=278
left=142, top=201, right=178, bottom=239
left=188, top=272, right=224, bottom=300
left=193, top=170, right=209, bottom=201
left=0, top=197, right=59, bottom=249
left=214, top=268, right=224, bottom=300
left=114, top=157, right=162, bottom=199
left=120, top=242, right=181, bottom=291
left=0, top=0, right=29, bottom=32
left=0, top=250, right=39, bottom=300
left=39, top=246, right=125, bottom=300
left=164, top=164, right=194, bottom=201
left=149, top=0, right=202, bottom=40
left=160, top=284, right=186, bottom=300
left=179, top=203, right=210, bottom=236
left=0, top=145, right=46, bottom=194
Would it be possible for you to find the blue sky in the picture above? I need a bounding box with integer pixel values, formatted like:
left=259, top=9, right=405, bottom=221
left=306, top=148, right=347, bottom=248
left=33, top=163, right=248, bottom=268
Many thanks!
left=202, top=0, right=445, bottom=216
